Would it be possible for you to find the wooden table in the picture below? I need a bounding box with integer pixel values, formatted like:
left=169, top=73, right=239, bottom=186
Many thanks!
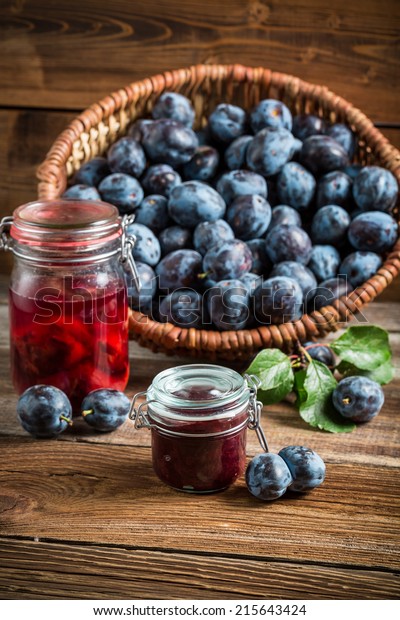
left=0, top=277, right=399, bottom=600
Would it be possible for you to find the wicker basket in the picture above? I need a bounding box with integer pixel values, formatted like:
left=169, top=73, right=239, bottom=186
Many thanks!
left=37, top=64, right=400, bottom=360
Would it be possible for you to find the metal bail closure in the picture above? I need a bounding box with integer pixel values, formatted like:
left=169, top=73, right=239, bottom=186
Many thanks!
left=0, top=216, right=14, bottom=252
left=120, top=214, right=141, bottom=293
left=244, top=373, right=269, bottom=453
left=129, top=391, right=155, bottom=429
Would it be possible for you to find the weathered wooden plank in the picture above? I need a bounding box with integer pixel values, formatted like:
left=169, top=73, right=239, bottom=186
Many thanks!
left=0, top=438, right=398, bottom=569
left=0, top=538, right=398, bottom=599
left=0, top=0, right=399, bottom=121
left=0, top=109, right=76, bottom=274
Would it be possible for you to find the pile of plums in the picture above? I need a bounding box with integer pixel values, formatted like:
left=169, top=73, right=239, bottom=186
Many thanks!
left=64, top=92, right=399, bottom=330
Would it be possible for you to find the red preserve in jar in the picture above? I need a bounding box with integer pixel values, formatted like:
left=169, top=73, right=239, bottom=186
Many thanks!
left=1, top=200, right=136, bottom=410
left=133, top=365, right=256, bottom=493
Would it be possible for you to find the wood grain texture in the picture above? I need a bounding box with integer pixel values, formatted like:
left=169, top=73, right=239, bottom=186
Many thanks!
left=0, top=438, right=399, bottom=570
left=0, top=109, right=75, bottom=273
left=0, top=0, right=399, bottom=121
left=0, top=539, right=398, bottom=600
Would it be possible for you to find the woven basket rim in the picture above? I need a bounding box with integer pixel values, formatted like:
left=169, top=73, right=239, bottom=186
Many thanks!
left=36, top=63, right=400, bottom=358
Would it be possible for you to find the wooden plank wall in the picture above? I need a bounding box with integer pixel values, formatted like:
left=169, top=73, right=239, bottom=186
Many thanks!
left=0, top=0, right=399, bottom=277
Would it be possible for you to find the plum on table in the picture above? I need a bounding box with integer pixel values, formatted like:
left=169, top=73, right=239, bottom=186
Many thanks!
left=278, top=446, right=326, bottom=492
left=332, top=376, right=384, bottom=423
left=246, top=453, right=293, bottom=501
left=81, top=388, right=130, bottom=432
left=17, top=385, right=72, bottom=439
left=302, top=342, right=334, bottom=367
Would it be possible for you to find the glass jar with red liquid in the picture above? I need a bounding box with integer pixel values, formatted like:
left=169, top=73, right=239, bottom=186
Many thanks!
left=0, top=200, right=138, bottom=411
left=131, top=365, right=267, bottom=493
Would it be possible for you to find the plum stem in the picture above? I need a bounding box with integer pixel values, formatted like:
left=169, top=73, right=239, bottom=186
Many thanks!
left=59, top=415, right=73, bottom=426
left=298, top=345, right=313, bottom=365
left=342, top=397, right=351, bottom=405
left=82, top=409, right=93, bottom=417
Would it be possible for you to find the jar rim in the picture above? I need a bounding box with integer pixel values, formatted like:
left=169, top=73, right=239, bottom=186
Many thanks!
left=12, top=199, right=119, bottom=231
left=10, top=199, right=121, bottom=249
left=147, top=364, right=250, bottom=423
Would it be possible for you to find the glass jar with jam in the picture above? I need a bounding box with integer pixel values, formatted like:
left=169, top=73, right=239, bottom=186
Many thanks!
left=0, top=199, right=138, bottom=411
left=131, top=365, right=267, bottom=493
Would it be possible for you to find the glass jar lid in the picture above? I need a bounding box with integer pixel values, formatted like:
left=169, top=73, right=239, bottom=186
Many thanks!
left=147, top=364, right=250, bottom=423
left=10, top=199, right=121, bottom=249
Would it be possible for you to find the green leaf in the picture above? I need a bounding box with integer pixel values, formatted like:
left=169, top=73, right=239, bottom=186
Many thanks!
left=294, top=369, right=307, bottom=404
left=295, top=360, right=356, bottom=433
left=244, top=349, right=294, bottom=405
left=330, top=325, right=391, bottom=371
left=336, top=360, right=395, bottom=385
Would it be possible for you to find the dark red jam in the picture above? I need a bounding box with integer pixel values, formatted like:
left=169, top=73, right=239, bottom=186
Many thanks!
left=147, top=379, right=249, bottom=493
left=10, top=285, right=129, bottom=411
